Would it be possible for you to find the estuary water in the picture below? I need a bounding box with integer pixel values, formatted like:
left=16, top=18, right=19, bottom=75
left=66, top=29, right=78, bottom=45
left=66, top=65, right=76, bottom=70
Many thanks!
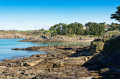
left=0, top=39, right=89, bottom=61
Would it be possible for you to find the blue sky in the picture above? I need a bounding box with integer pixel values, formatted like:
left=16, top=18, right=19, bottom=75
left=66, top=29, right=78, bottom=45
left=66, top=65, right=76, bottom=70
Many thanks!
left=0, top=0, right=119, bottom=30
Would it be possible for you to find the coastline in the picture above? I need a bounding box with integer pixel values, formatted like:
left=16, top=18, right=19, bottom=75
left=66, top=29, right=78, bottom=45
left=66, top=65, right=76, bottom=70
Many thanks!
left=0, top=33, right=120, bottom=78
left=0, top=32, right=106, bottom=79
left=0, top=44, right=99, bottom=79
left=0, top=1, right=119, bottom=78
left=0, top=34, right=99, bottom=78
left=20, top=35, right=95, bottom=43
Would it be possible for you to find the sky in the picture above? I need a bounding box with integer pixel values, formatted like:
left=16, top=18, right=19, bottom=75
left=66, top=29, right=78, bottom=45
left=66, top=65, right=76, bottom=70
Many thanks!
left=0, top=0, right=120, bottom=30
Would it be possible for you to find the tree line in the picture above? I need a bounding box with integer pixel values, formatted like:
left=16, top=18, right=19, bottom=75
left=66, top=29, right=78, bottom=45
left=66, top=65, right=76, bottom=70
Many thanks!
left=1, top=6, right=120, bottom=36
left=49, top=22, right=106, bottom=36
left=48, top=5, right=120, bottom=36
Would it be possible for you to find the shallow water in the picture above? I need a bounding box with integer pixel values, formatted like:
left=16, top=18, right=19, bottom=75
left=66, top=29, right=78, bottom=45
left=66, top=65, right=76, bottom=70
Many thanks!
left=0, top=39, right=90, bottom=61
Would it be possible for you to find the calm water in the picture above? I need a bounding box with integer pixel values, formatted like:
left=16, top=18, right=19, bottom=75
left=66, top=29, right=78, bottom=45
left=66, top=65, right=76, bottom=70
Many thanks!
left=0, top=39, right=89, bottom=61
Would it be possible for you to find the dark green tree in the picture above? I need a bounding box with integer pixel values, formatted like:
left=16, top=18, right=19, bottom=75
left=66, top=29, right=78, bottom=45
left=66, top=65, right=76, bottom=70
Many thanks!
left=76, top=28, right=84, bottom=35
left=86, top=22, right=105, bottom=35
left=62, top=24, right=68, bottom=35
left=108, top=23, right=120, bottom=31
left=76, top=23, right=84, bottom=35
left=49, top=22, right=105, bottom=36
left=85, top=22, right=94, bottom=29
left=68, top=28, right=73, bottom=34
left=111, top=6, right=120, bottom=22
left=84, top=30, right=90, bottom=35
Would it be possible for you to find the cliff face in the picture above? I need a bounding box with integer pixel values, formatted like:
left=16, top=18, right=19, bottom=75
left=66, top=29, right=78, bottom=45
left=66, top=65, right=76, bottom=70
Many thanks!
left=89, top=33, right=120, bottom=63
left=83, top=34, right=120, bottom=79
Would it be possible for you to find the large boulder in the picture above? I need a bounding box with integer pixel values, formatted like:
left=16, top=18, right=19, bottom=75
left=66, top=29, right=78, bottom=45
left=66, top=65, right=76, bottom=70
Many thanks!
left=89, top=39, right=104, bottom=55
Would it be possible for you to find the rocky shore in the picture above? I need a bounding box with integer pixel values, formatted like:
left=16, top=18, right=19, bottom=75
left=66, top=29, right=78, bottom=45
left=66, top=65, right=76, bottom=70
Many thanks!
left=0, top=33, right=29, bottom=39
left=0, top=30, right=94, bottom=42
left=0, top=45, right=101, bottom=79
left=0, top=31, right=120, bottom=79
left=20, top=35, right=94, bottom=43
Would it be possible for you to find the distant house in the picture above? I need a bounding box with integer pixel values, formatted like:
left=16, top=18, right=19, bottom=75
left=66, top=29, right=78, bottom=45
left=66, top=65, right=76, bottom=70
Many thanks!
left=83, top=26, right=86, bottom=30
left=105, top=25, right=110, bottom=31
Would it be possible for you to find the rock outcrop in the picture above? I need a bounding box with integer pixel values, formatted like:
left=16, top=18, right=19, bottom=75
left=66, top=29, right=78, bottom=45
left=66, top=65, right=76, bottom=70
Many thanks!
left=83, top=35, right=120, bottom=79
left=0, top=45, right=100, bottom=79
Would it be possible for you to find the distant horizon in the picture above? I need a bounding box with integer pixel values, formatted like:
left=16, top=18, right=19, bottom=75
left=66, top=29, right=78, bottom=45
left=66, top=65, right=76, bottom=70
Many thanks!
left=0, top=0, right=119, bottom=30
left=0, top=21, right=119, bottom=31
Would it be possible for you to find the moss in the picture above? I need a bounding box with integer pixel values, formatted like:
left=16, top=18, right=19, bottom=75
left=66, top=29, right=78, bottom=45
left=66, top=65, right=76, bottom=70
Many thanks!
left=90, top=39, right=104, bottom=54
left=95, top=41, right=104, bottom=53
